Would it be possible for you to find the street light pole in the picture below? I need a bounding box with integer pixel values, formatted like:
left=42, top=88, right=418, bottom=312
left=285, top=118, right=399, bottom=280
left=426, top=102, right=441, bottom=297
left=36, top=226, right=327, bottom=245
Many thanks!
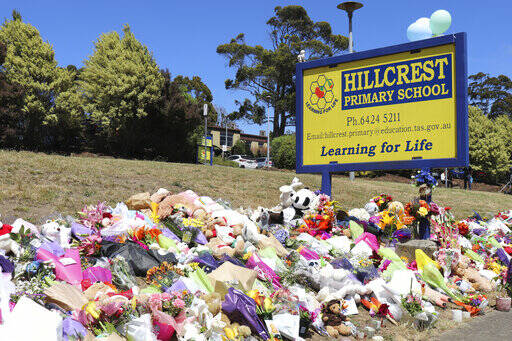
left=338, top=2, right=363, bottom=181
left=266, top=102, right=270, bottom=167
left=224, top=115, right=228, bottom=159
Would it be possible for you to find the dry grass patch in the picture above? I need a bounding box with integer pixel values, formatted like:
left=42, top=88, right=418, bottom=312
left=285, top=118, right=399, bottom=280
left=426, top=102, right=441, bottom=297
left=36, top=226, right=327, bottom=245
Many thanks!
left=1, top=150, right=512, bottom=222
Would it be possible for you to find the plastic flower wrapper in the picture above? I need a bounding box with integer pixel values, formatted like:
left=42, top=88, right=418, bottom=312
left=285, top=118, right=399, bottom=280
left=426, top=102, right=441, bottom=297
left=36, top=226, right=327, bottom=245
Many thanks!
left=188, top=267, right=214, bottom=293
left=62, top=317, right=88, bottom=341
left=270, top=288, right=300, bottom=315
left=193, top=252, right=221, bottom=273
left=433, top=248, right=460, bottom=279
left=245, top=253, right=282, bottom=290
left=125, top=313, right=157, bottom=341
left=378, top=248, right=407, bottom=281
left=83, top=266, right=112, bottom=283
left=111, top=256, right=137, bottom=290
left=222, top=287, right=270, bottom=340
left=421, top=262, right=463, bottom=302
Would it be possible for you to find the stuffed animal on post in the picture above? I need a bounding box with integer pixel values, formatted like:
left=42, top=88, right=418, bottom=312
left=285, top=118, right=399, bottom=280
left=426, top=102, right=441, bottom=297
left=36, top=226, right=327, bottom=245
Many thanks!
left=321, top=299, right=351, bottom=337
left=279, top=177, right=303, bottom=209
left=264, top=177, right=304, bottom=225
left=290, top=188, right=315, bottom=218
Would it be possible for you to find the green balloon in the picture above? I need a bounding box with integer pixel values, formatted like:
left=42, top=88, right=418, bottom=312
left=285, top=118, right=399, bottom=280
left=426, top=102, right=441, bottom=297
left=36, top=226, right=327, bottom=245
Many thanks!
left=430, top=9, right=452, bottom=35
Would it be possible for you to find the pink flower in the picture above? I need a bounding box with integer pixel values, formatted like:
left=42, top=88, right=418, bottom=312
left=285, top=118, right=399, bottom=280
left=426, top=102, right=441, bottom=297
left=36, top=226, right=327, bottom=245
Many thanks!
left=133, top=240, right=149, bottom=250
left=173, top=298, right=185, bottom=309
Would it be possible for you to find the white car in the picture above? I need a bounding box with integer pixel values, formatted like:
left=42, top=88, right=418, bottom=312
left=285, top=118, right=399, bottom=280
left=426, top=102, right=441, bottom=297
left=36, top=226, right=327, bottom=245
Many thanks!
left=227, top=155, right=258, bottom=169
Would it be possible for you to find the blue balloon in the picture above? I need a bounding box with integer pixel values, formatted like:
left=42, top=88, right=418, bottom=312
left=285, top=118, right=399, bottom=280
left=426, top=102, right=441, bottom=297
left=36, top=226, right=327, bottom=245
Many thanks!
left=407, top=18, right=432, bottom=41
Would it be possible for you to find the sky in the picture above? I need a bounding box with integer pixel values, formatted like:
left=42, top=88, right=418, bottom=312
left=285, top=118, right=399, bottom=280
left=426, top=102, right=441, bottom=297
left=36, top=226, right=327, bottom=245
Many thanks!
left=1, top=0, right=511, bottom=135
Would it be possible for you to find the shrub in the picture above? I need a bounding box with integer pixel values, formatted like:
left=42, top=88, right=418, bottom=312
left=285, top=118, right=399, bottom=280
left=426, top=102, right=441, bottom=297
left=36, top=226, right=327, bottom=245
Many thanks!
left=271, top=134, right=296, bottom=169
left=231, top=140, right=249, bottom=155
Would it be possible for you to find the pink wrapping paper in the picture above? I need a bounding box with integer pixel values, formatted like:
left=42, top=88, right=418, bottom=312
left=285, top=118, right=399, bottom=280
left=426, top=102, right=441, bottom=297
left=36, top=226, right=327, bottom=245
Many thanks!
left=36, top=248, right=83, bottom=286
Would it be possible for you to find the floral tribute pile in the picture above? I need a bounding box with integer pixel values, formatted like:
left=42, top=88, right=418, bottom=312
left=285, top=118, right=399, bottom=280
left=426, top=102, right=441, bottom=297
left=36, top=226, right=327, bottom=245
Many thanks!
left=0, top=178, right=512, bottom=340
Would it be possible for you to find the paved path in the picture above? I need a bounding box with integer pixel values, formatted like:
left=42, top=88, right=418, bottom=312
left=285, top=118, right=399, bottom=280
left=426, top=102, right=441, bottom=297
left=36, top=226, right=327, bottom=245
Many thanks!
left=436, top=310, right=512, bottom=341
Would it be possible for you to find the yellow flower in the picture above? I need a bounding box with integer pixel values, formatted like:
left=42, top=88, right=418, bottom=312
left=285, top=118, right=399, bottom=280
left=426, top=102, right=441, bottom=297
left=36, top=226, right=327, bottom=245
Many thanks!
left=224, top=327, right=238, bottom=340
left=246, top=290, right=259, bottom=300
left=84, top=302, right=100, bottom=319
left=263, top=297, right=275, bottom=313
left=418, top=207, right=428, bottom=217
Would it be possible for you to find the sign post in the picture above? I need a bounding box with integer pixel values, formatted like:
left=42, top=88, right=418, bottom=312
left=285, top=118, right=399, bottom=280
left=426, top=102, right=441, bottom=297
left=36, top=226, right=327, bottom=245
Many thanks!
left=295, top=33, right=468, bottom=197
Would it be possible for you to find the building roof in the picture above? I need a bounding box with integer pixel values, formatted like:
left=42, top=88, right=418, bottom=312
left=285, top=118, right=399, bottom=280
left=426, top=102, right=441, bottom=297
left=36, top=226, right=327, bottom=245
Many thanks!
left=240, top=132, right=267, bottom=143
left=208, top=125, right=241, bottom=133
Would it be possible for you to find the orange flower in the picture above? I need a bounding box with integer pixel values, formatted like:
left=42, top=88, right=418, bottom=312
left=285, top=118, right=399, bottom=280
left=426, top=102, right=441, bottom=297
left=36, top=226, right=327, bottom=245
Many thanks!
left=148, top=228, right=162, bottom=240
left=116, top=234, right=127, bottom=243
left=133, top=227, right=146, bottom=241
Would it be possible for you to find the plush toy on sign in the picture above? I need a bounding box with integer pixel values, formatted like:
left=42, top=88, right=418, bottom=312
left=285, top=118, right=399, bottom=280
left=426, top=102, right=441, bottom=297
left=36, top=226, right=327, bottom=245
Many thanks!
left=266, top=178, right=315, bottom=224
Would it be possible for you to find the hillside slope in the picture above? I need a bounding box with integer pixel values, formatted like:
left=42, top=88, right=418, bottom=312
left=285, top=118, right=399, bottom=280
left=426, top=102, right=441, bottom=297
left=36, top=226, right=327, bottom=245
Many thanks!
left=1, top=150, right=511, bottom=222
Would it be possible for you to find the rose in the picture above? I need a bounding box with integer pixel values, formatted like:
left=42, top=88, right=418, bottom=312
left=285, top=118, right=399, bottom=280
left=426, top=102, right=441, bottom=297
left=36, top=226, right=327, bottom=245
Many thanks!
left=418, top=207, right=428, bottom=217
left=173, top=298, right=185, bottom=309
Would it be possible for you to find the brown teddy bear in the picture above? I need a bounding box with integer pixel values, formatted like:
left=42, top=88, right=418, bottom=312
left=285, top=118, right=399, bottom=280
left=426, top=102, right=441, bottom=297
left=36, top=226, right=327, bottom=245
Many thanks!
left=201, top=293, right=251, bottom=338
left=321, top=299, right=352, bottom=337
left=452, top=255, right=493, bottom=292
left=206, top=237, right=245, bottom=259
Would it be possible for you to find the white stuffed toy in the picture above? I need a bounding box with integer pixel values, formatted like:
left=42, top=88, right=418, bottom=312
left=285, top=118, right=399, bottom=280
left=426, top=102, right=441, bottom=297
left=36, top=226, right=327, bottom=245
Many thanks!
left=41, top=221, right=72, bottom=249
left=348, top=208, right=370, bottom=221
left=278, top=177, right=303, bottom=209
left=0, top=234, right=21, bottom=258
left=364, top=202, right=379, bottom=217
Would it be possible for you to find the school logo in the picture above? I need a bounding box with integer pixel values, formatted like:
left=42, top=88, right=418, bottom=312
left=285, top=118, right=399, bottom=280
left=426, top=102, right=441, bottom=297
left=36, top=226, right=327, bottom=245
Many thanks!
left=306, top=74, right=338, bottom=114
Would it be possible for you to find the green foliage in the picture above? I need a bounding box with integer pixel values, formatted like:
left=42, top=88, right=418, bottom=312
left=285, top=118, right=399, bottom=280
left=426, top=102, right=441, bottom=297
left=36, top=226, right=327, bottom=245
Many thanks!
left=469, top=72, right=512, bottom=118
left=271, top=134, right=296, bottom=169
left=80, top=25, right=164, bottom=133
left=231, top=140, right=249, bottom=155
left=0, top=42, right=25, bottom=147
left=468, top=106, right=510, bottom=183
left=0, top=11, right=79, bottom=149
left=217, top=5, right=347, bottom=137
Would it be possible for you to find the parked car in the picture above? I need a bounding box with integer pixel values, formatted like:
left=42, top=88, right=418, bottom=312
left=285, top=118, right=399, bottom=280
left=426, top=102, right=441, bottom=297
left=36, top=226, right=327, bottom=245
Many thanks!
left=227, top=155, right=257, bottom=169
left=255, top=157, right=273, bottom=168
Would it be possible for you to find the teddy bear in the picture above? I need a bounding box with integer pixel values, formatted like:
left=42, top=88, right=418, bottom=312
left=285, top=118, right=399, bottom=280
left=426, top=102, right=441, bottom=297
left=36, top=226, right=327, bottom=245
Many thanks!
left=200, top=293, right=251, bottom=339
left=201, top=216, right=225, bottom=239
left=321, top=299, right=352, bottom=337
left=452, top=255, right=493, bottom=292
left=41, top=220, right=72, bottom=248
left=206, top=237, right=245, bottom=259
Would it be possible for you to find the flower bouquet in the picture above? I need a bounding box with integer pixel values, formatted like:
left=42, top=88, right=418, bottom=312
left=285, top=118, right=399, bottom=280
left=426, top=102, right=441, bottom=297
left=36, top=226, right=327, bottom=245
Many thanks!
left=404, top=200, right=436, bottom=239
left=111, top=256, right=137, bottom=290
left=246, top=289, right=275, bottom=320
left=146, top=261, right=184, bottom=290
left=298, top=305, right=317, bottom=337
left=371, top=194, right=393, bottom=211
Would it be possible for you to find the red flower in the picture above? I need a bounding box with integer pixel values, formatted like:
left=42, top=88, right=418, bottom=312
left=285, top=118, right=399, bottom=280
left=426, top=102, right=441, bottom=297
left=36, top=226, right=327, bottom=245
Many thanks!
left=377, top=303, right=390, bottom=317
left=457, top=222, right=469, bottom=236
left=0, top=224, right=13, bottom=236
left=504, top=246, right=512, bottom=255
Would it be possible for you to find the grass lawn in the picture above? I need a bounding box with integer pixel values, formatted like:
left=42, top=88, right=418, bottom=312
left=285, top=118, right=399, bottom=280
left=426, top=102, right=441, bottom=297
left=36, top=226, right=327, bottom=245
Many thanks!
left=1, top=149, right=512, bottom=223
